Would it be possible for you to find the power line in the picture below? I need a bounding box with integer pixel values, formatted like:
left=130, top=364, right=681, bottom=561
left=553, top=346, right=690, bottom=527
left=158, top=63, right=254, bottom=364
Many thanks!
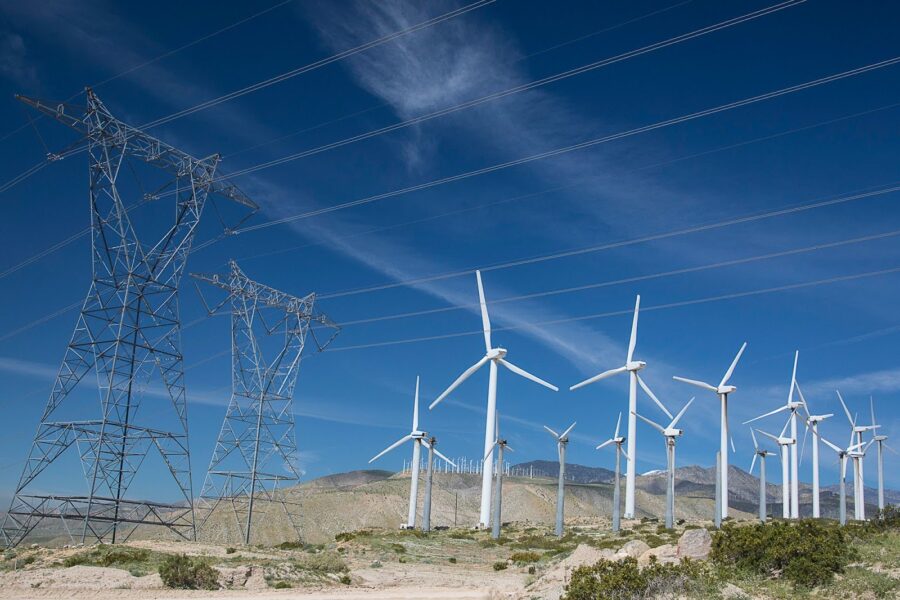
left=0, top=0, right=296, bottom=145
left=233, top=55, right=900, bottom=234
left=325, top=265, right=900, bottom=352
left=215, top=0, right=805, bottom=180
left=316, top=183, right=900, bottom=299
left=337, top=227, right=900, bottom=326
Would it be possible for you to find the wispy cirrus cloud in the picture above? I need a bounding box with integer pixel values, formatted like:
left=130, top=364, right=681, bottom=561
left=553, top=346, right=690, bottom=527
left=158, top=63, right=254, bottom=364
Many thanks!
left=0, top=31, right=38, bottom=88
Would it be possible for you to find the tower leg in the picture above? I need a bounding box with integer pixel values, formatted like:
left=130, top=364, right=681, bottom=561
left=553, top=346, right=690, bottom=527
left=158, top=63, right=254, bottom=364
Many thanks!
left=422, top=444, right=434, bottom=532
left=555, top=443, right=566, bottom=538
left=479, top=361, right=498, bottom=527
left=625, top=373, right=637, bottom=518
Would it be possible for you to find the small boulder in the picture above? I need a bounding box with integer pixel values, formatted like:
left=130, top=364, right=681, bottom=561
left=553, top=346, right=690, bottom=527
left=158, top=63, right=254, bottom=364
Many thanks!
left=616, top=539, right=650, bottom=559
left=721, top=582, right=747, bottom=599
left=638, top=544, right=677, bottom=567
left=676, top=528, right=712, bottom=560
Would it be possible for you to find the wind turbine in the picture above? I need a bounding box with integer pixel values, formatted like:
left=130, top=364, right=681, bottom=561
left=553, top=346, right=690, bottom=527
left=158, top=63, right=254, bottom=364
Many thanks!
left=430, top=271, right=558, bottom=528
left=836, top=391, right=879, bottom=520
left=749, top=429, right=775, bottom=523
left=633, top=397, right=694, bottom=529
left=755, top=416, right=795, bottom=519
left=370, top=377, right=453, bottom=529
left=795, top=384, right=832, bottom=518
left=869, top=397, right=897, bottom=513
left=672, top=342, right=747, bottom=519
left=596, top=412, right=631, bottom=532
left=813, top=429, right=865, bottom=526
left=485, top=414, right=513, bottom=540
left=571, top=296, right=673, bottom=519
left=543, top=421, right=576, bottom=538
left=743, top=351, right=806, bottom=518
left=422, top=435, right=457, bottom=532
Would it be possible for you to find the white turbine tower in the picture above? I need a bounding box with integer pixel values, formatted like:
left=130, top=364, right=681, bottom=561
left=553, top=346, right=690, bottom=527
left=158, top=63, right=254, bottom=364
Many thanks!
left=430, top=271, right=558, bottom=528
left=543, top=422, right=576, bottom=538
left=743, top=351, right=805, bottom=518
left=633, top=397, right=694, bottom=529
left=754, top=417, right=795, bottom=519
left=869, top=398, right=898, bottom=513
left=672, top=342, right=747, bottom=519
left=485, top=414, right=513, bottom=540
left=369, top=377, right=454, bottom=529
left=596, top=412, right=630, bottom=532
left=795, top=384, right=832, bottom=518
left=749, top=429, right=775, bottom=523
left=836, top=391, right=879, bottom=520
left=571, top=296, right=673, bottom=519
left=813, top=430, right=865, bottom=526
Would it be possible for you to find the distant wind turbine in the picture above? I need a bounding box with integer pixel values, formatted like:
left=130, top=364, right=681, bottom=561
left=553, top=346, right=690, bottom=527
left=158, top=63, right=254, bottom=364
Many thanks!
left=673, top=342, right=747, bottom=519
left=633, top=397, right=694, bottom=529
left=485, top=414, right=513, bottom=540
left=795, top=383, right=832, bottom=518
left=755, top=416, right=795, bottom=519
left=836, top=391, right=879, bottom=520
left=596, top=412, right=630, bottom=532
left=749, top=429, right=775, bottom=523
left=869, top=397, right=898, bottom=513
left=544, top=422, right=576, bottom=538
left=571, top=296, right=672, bottom=519
left=430, top=270, right=557, bottom=528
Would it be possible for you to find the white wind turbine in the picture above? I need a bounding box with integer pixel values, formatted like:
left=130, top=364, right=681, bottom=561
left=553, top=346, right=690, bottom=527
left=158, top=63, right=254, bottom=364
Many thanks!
left=543, top=422, right=576, bottom=538
left=485, top=414, right=513, bottom=540
left=795, top=383, right=832, bottom=518
left=749, top=429, right=775, bottom=523
left=673, top=342, right=747, bottom=519
left=633, top=397, right=694, bottom=529
left=836, top=391, right=879, bottom=520
left=755, top=416, right=795, bottom=519
left=369, top=377, right=454, bottom=529
left=430, top=270, right=558, bottom=528
left=869, top=397, right=898, bottom=513
left=813, top=429, right=866, bottom=526
left=596, top=412, right=630, bottom=532
left=571, top=296, right=673, bottom=519
left=743, top=351, right=806, bottom=518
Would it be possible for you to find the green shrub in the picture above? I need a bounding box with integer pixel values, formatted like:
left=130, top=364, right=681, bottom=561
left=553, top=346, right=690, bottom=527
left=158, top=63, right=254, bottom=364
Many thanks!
left=225, top=547, right=236, bottom=554
left=21, top=555, right=36, bottom=566
left=528, top=565, right=536, bottom=574
left=388, top=543, right=406, bottom=554
left=273, top=580, right=292, bottom=589
left=710, top=520, right=855, bottom=589
left=493, top=561, right=508, bottom=571
left=277, top=540, right=304, bottom=550
left=509, top=551, right=540, bottom=564
left=339, top=574, right=351, bottom=585
left=448, top=557, right=457, bottom=563
left=562, top=557, right=706, bottom=600
left=297, top=551, right=348, bottom=573
left=335, top=532, right=355, bottom=543
left=158, top=554, right=218, bottom=590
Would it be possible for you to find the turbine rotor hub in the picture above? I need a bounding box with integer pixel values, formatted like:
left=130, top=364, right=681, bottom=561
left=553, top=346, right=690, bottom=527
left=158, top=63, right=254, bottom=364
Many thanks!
left=626, top=360, right=646, bottom=371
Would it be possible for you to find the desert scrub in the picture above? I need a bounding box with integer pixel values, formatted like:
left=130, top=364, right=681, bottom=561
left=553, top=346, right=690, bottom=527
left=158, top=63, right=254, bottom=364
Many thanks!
left=492, top=561, right=508, bottom=571
left=509, top=551, right=540, bottom=564
left=335, top=532, right=355, bottom=542
left=562, top=556, right=708, bottom=600
left=710, top=520, right=855, bottom=589
left=158, top=554, right=219, bottom=590
left=296, top=551, right=348, bottom=573
left=63, top=546, right=151, bottom=568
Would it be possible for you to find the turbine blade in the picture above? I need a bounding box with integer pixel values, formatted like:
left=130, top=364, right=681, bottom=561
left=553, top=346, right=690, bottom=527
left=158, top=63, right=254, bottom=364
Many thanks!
left=668, top=397, right=694, bottom=429
left=570, top=365, right=627, bottom=391
left=413, top=376, right=420, bottom=431
left=788, top=350, right=799, bottom=405
left=627, top=295, right=640, bottom=363
left=429, top=355, right=489, bottom=409
left=614, top=411, right=622, bottom=439
left=622, top=448, right=633, bottom=463
left=755, top=428, right=779, bottom=444
left=719, top=341, right=747, bottom=387
left=505, top=445, right=515, bottom=453
left=560, top=421, right=577, bottom=440
left=836, top=390, right=854, bottom=426
left=779, top=413, right=792, bottom=439
left=841, top=456, right=848, bottom=479
left=595, top=439, right=614, bottom=450
left=870, top=396, right=877, bottom=427
left=672, top=376, right=717, bottom=392
left=883, top=443, right=899, bottom=455
left=750, top=453, right=758, bottom=475
left=743, top=404, right=789, bottom=424
left=818, top=435, right=842, bottom=454
left=433, top=447, right=457, bottom=468
left=637, top=374, right=673, bottom=419
left=369, top=434, right=413, bottom=463
left=543, top=425, right=560, bottom=439
left=484, top=441, right=498, bottom=462
left=799, top=421, right=809, bottom=466
left=476, top=270, right=491, bottom=353
left=750, top=428, right=759, bottom=451
left=634, top=411, right=665, bottom=434
left=730, top=434, right=736, bottom=454
left=499, top=359, right=558, bottom=391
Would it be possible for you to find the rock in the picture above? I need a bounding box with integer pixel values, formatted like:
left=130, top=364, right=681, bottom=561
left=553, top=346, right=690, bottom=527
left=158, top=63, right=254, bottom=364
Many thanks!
left=243, top=566, right=268, bottom=590
left=638, top=544, right=677, bottom=567
left=216, top=565, right=251, bottom=588
left=616, top=539, right=650, bottom=559
left=676, top=528, right=712, bottom=560
left=721, top=582, right=747, bottom=599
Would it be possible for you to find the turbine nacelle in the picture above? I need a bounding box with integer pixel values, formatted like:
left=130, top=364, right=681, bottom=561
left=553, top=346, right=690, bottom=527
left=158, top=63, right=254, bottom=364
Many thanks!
left=663, top=428, right=683, bottom=438
left=626, top=360, right=646, bottom=371
left=486, top=347, right=508, bottom=360
left=807, top=413, right=833, bottom=423
left=718, top=384, right=737, bottom=395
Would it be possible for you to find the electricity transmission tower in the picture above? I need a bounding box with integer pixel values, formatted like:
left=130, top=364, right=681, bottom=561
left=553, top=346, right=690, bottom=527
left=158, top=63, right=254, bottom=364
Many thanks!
left=192, top=261, right=339, bottom=545
left=1, top=90, right=257, bottom=548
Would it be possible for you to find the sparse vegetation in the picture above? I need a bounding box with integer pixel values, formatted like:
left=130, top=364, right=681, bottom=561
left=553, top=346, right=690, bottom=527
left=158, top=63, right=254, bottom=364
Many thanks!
left=158, top=554, right=219, bottom=590
left=63, top=546, right=151, bottom=568
left=562, top=556, right=709, bottom=600
left=509, top=551, right=540, bottom=564
left=492, top=561, right=507, bottom=571
left=225, top=547, right=236, bottom=554
left=295, top=550, right=349, bottom=573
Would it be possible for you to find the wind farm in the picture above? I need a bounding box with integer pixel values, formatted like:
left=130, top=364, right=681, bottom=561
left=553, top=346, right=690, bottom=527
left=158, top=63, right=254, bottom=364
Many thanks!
left=0, top=1, right=898, bottom=599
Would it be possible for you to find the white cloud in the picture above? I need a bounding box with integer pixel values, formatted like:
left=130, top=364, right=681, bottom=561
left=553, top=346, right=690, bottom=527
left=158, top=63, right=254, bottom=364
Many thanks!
left=0, top=31, right=37, bottom=88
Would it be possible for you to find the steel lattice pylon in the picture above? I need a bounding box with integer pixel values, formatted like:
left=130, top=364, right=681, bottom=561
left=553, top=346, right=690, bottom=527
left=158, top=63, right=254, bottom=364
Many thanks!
left=192, top=261, right=338, bottom=545
left=1, top=90, right=257, bottom=548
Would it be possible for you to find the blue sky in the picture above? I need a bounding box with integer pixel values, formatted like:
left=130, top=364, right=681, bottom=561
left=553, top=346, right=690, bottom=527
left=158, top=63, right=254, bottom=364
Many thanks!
left=0, top=0, right=899, bottom=507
